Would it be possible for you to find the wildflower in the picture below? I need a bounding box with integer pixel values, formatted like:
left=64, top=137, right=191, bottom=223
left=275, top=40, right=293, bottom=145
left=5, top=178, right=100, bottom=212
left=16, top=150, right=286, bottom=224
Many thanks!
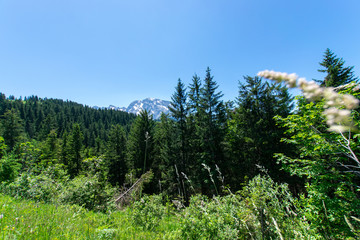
left=257, top=70, right=359, bottom=133
left=298, top=78, right=307, bottom=88
left=287, top=77, right=297, bottom=88
left=257, top=70, right=298, bottom=87
left=296, top=80, right=323, bottom=101
left=327, top=125, right=350, bottom=133
left=342, top=94, right=359, bottom=109
left=323, top=108, right=351, bottom=125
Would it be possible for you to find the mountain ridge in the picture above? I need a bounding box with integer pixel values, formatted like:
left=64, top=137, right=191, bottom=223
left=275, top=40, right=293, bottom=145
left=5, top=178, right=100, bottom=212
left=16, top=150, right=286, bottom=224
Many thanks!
left=94, top=98, right=171, bottom=119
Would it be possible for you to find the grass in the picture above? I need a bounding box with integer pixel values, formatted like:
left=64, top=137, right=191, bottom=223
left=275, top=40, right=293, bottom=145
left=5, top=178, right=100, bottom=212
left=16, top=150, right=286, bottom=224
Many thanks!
left=0, top=174, right=331, bottom=239
left=0, top=194, right=180, bottom=239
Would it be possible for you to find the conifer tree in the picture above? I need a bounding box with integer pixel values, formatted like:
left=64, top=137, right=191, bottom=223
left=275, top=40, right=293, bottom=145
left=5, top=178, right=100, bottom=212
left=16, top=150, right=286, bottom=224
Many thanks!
left=0, top=109, right=24, bottom=150
left=196, top=67, right=226, bottom=195
left=188, top=74, right=201, bottom=115
left=68, top=123, right=83, bottom=177
left=60, top=130, right=69, bottom=166
left=41, top=129, right=59, bottom=162
left=227, top=76, right=293, bottom=183
left=316, top=48, right=358, bottom=87
left=104, top=124, right=127, bottom=186
left=169, top=79, right=190, bottom=202
left=187, top=74, right=203, bottom=182
left=126, top=110, right=155, bottom=178
left=0, top=93, right=6, bottom=116
left=153, top=113, right=178, bottom=195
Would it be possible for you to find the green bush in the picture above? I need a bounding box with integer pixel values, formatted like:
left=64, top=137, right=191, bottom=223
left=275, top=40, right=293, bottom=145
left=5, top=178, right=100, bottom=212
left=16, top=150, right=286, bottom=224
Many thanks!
left=180, top=194, right=241, bottom=239
left=130, top=194, right=170, bottom=231
left=0, top=154, right=21, bottom=183
left=275, top=94, right=360, bottom=238
left=240, top=175, right=318, bottom=239
left=179, top=175, right=317, bottom=239
left=0, top=172, right=62, bottom=202
left=59, top=174, right=117, bottom=212
left=0, top=165, right=116, bottom=212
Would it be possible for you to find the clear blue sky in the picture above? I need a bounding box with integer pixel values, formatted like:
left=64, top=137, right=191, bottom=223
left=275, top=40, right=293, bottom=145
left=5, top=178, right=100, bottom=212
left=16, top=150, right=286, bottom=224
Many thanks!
left=1, top=0, right=359, bottom=107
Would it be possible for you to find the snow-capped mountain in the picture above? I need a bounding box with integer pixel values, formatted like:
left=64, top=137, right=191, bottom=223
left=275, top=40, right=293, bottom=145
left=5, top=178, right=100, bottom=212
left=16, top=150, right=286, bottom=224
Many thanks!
left=98, top=98, right=171, bottom=119
left=125, top=98, right=171, bottom=119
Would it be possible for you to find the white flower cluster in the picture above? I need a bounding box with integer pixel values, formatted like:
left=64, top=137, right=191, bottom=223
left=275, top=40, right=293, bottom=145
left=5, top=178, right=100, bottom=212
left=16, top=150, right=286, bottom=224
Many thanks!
left=323, top=108, right=352, bottom=133
left=257, top=70, right=298, bottom=88
left=257, top=70, right=359, bottom=133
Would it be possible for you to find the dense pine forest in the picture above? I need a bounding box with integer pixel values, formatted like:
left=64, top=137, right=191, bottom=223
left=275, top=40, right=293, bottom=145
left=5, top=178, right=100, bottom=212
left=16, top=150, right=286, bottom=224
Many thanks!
left=1, top=49, right=360, bottom=239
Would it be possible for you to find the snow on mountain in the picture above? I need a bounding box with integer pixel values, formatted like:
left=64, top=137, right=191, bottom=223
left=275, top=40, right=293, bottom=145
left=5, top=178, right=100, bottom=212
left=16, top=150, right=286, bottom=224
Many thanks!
left=95, top=98, right=171, bottom=119
left=126, top=98, right=171, bottom=119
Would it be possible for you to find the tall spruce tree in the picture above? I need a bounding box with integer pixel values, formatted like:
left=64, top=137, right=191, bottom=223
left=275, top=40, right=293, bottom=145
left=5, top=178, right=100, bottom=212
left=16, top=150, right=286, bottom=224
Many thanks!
left=187, top=74, right=203, bottom=185
left=169, top=78, right=190, bottom=202
left=188, top=74, right=201, bottom=115
left=196, top=67, right=226, bottom=195
left=126, top=110, right=155, bottom=178
left=105, top=124, right=127, bottom=186
left=227, top=76, right=293, bottom=184
left=153, top=113, right=178, bottom=195
left=316, top=48, right=358, bottom=87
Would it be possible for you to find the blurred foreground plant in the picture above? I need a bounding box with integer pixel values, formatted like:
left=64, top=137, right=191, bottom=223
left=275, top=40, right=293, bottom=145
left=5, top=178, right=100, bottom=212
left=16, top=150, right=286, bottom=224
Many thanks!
left=258, top=70, right=360, bottom=238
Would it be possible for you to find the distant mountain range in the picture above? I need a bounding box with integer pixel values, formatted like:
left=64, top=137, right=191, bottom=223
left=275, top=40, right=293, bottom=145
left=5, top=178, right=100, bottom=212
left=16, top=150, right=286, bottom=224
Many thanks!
left=93, top=98, right=171, bottom=119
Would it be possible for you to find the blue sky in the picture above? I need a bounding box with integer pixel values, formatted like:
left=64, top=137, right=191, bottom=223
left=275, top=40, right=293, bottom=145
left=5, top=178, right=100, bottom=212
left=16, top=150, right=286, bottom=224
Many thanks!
left=1, top=0, right=359, bottom=107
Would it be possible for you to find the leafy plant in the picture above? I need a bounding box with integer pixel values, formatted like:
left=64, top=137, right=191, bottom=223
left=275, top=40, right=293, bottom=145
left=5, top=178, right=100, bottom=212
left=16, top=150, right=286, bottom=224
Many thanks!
left=0, top=171, right=63, bottom=202
left=59, top=173, right=116, bottom=212
left=0, top=154, right=21, bottom=183
left=180, top=175, right=315, bottom=239
left=129, top=194, right=169, bottom=231
left=258, top=69, right=360, bottom=238
left=275, top=97, right=360, bottom=238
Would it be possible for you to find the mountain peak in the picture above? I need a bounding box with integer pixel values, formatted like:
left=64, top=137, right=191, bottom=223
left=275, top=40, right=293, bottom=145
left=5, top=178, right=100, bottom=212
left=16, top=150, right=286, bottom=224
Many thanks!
left=126, top=98, right=171, bottom=119
left=96, top=98, right=171, bottom=119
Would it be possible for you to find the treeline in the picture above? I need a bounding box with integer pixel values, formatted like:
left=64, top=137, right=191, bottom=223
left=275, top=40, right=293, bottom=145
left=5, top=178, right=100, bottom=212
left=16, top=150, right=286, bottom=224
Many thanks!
left=1, top=48, right=360, bottom=238
left=0, top=95, right=136, bottom=152
left=0, top=67, right=295, bottom=195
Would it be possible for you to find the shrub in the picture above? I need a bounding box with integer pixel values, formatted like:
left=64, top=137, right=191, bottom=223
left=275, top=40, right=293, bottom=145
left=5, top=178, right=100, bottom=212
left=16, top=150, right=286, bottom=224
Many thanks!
left=240, top=175, right=318, bottom=239
left=0, top=154, right=20, bottom=183
left=179, top=175, right=317, bottom=239
left=0, top=172, right=62, bottom=202
left=180, top=194, right=241, bottom=239
left=129, top=194, right=169, bottom=231
left=59, top=173, right=117, bottom=212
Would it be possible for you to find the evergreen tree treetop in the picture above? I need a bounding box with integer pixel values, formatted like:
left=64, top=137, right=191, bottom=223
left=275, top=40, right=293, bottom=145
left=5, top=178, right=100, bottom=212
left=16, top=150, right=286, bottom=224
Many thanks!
left=169, top=79, right=188, bottom=123
left=316, top=48, right=358, bottom=87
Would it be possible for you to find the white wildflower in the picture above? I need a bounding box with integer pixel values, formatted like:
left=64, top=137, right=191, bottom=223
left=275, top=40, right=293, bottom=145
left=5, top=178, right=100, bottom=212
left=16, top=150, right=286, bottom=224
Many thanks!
left=257, top=70, right=298, bottom=88
left=287, top=77, right=297, bottom=88
left=342, top=94, right=359, bottom=109
left=324, top=108, right=351, bottom=125
left=288, top=73, right=298, bottom=81
left=323, top=88, right=337, bottom=100
left=297, top=78, right=307, bottom=88
left=323, top=107, right=339, bottom=116
left=327, top=125, right=350, bottom=133
left=301, top=81, right=323, bottom=101
left=258, top=69, right=359, bottom=133
left=301, top=81, right=318, bottom=91
left=335, top=109, right=351, bottom=124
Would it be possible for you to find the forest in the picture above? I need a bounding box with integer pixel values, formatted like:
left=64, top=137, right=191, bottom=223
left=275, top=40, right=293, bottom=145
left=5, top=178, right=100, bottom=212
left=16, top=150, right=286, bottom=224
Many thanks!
left=1, top=49, right=360, bottom=239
